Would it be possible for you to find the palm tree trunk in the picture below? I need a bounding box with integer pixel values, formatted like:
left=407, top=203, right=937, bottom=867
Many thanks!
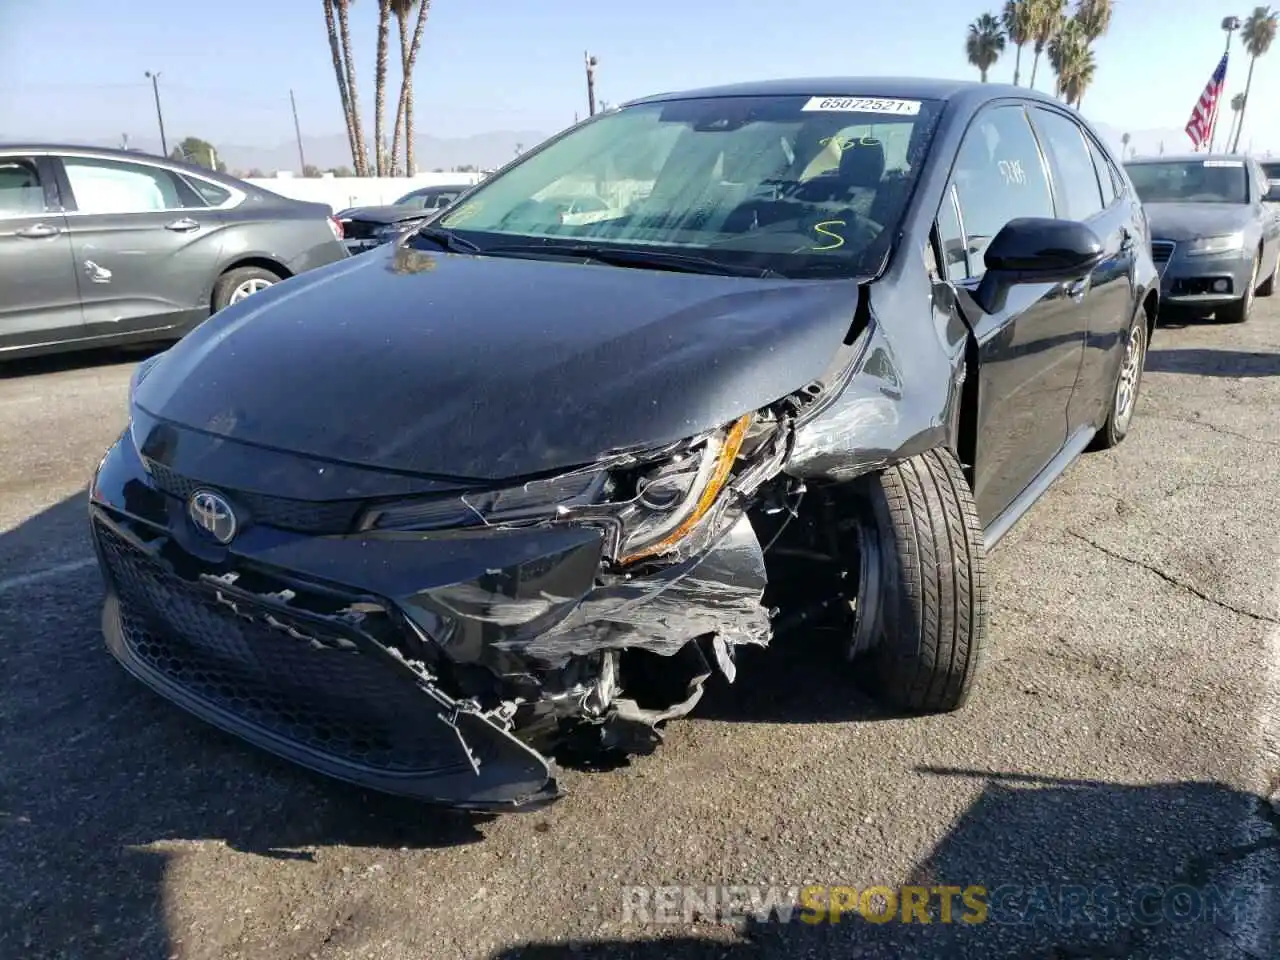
left=1013, top=43, right=1023, bottom=85
left=401, top=0, right=432, bottom=176
left=1231, top=56, right=1258, bottom=152
left=374, top=1, right=392, bottom=176
left=1030, top=50, right=1041, bottom=88
left=323, top=0, right=359, bottom=172
left=389, top=6, right=411, bottom=177
left=981, top=66, right=989, bottom=82
left=336, top=0, right=369, bottom=176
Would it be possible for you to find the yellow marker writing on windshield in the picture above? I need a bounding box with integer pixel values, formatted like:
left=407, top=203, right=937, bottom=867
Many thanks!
left=812, top=220, right=846, bottom=251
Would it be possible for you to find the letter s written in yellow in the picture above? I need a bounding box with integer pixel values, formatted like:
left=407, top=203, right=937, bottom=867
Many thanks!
left=798, top=885, right=827, bottom=924
left=962, top=886, right=988, bottom=924
left=812, top=220, right=846, bottom=251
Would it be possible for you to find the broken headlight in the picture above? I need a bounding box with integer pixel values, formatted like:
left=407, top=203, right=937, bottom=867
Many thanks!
left=357, top=413, right=761, bottom=565
left=610, top=414, right=754, bottom=565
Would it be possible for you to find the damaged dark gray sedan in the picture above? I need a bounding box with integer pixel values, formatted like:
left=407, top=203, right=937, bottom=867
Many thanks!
left=89, top=78, right=1159, bottom=810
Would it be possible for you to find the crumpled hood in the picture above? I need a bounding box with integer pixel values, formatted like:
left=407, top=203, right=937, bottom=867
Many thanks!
left=1144, top=202, right=1255, bottom=242
left=135, top=245, right=862, bottom=481
left=336, top=204, right=430, bottom=224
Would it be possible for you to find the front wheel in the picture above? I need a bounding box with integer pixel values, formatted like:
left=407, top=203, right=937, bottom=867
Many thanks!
left=846, top=447, right=989, bottom=714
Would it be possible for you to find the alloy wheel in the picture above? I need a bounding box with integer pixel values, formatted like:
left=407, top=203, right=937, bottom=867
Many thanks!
left=1114, top=324, right=1144, bottom=433
left=228, top=278, right=274, bottom=304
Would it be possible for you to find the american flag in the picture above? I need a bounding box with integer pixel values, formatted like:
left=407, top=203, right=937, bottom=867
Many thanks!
left=1185, top=53, right=1229, bottom=150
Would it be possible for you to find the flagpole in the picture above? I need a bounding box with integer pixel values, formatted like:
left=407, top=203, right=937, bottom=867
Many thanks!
left=1209, top=16, right=1242, bottom=152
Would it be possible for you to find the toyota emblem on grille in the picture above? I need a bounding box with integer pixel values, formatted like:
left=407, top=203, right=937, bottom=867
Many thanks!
left=188, top=489, right=238, bottom=544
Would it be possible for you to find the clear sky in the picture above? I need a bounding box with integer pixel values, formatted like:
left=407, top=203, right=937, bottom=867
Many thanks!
left=2, top=0, right=1277, bottom=152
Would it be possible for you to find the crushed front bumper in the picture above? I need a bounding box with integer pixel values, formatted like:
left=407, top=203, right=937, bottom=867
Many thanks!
left=88, top=428, right=769, bottom=810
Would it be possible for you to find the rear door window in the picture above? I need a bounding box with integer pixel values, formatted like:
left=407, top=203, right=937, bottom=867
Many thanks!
left=1084, top=137, right=1117, bottom=207
left=0, top=158, right=48, bottom=216
left=62, top=156, right=194, bottom=214
left=1030, top=107, right=1104, bottom=221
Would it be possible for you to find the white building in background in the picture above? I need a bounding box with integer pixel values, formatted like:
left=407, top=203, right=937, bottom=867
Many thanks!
left=246, top=170, right=485, bottom=212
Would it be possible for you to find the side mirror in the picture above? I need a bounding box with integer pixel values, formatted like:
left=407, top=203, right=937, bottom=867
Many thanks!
left=975, top=217, right=1105, bottom=314
left=1264, top=183, right=1280, bottom=202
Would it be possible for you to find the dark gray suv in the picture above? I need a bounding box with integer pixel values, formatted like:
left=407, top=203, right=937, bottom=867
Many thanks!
left=0, top=145, right=349, bottom=360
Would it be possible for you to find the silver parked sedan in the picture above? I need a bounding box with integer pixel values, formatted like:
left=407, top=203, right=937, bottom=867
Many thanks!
left=0, top=145, right=349, bottom=360
left=1124, top=153, right=1280, bottom=323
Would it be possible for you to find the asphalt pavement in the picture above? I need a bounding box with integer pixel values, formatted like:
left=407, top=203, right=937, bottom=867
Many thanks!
left=1, top=307, right=1277, bottom=960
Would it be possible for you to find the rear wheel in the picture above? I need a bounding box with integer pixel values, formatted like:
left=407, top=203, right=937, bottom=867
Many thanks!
left=845, top=447, right=989, bottom=714
left=1217, top=252, right=1259, bottom=323
left=1088, top=316, right=1146, bottom=451
left=212, top=266, right=284, bottom=312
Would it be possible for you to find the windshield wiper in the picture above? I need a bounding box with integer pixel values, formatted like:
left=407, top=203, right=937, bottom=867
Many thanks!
left=481, top=242, right=782, bottom=278
left=411, top=225, right=481, bottom=255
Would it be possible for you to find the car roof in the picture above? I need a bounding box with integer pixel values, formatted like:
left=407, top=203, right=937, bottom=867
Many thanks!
left=0, top=142, right=249, bottom=186
left=625, top=76, right=1066, bottom=110
left=1124, top=152, right=1252, bottom=164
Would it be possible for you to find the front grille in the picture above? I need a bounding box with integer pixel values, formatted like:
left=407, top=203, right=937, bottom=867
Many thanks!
left=145, top=459, right=363, bottom=534
left=97, top=522, right=469, bottom=775
left=1151, top=240, right=1175, bottom=263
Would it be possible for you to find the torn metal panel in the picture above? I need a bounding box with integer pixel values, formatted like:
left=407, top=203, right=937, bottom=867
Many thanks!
left=504, top=513, right=770, bottom=664
left=786, top=291, right=967, bottom=481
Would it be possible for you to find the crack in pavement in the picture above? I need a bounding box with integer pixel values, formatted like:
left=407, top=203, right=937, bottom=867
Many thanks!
left=1149, top=414, right=1280, bottom=448
left=1066, top=530, right=1280, bottom=625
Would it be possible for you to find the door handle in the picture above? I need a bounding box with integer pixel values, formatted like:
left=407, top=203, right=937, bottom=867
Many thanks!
left=1065, top=276, right=1090, bottom=301
left=15, top=222, right=62, bottom=239
left=164, top=217, right=200, bottom=232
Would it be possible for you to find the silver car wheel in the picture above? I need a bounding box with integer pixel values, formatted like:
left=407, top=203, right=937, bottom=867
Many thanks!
left=228, top=277, right=274, bottom=303
left=1114, top=324, right=1143, bottom=432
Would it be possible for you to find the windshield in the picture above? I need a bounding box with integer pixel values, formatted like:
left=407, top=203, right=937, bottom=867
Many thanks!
left=416, top=94, right=944, bottom=279
left=395, top=188, right=461, bottom=209
left=1262, top=162, right=1280, bottom=180
left=1124, top=159, right=1249, bottom=203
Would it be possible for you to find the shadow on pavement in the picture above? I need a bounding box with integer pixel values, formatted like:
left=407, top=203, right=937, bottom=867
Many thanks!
left=693, top=625, right=898, bottom=725
left=6, top=492, right=1278, bottom=959
left=1145, top=347, right=1280, bottom=378
left=0, top=342, right=166, bottom=381
left=489, top=772, right=1279, bottom=960
left=0, top=491, right=489, bottom=960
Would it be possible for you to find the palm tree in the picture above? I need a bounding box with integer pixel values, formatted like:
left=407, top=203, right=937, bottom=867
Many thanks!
left=1029, top=0, right=1068, bottom=89
left=323, top=0, right=369, bottom=176
left=1002, top=0, right=1037, bottom=84
left=1049, top=17, right=1092, bottom=104
left=1232, top=6, right=1279, bottom=151
left=967, top=13, right=1007, bottom=82
left=323, top=0, right=357, bottom=172
left=373, top=0, right=393, bottom=176
left=389, top=0, right=432, bottom=176
left=1073, top=0, right=1113, bottom=43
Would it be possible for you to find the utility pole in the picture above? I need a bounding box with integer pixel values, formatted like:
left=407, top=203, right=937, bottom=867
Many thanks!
left=584, top=51, right=599, bottom=117
left=144, top=71, right=168, bottom=156
left=120, top=133, right=129, bottom=151
left=289, top=89, right=307, bottom=174
left=1208, top=16, right=1241, bottom=152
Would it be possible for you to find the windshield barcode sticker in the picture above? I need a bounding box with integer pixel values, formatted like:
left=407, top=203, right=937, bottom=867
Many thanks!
left=801, top=96, right=921, bottom=115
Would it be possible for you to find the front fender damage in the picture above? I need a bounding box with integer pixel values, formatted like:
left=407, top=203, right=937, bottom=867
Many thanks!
left=288, top=311, right=956, bottom=808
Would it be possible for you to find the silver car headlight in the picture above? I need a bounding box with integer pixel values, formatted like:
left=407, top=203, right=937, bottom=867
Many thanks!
left=357, top=413, right=758, bottom=566
left=1185, top=233, right=1244, bottom=256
